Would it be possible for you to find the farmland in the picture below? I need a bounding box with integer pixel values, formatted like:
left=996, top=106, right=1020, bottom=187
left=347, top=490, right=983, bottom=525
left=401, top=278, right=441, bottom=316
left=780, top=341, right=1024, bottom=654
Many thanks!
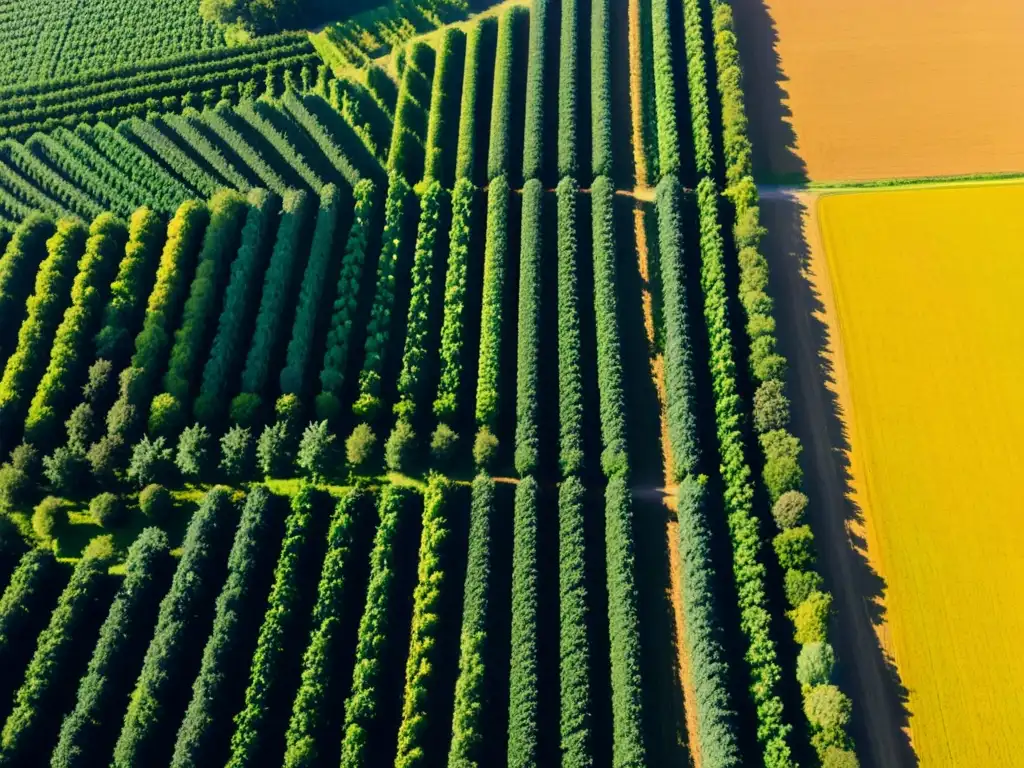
left=0, top=0, right=868, bottom=766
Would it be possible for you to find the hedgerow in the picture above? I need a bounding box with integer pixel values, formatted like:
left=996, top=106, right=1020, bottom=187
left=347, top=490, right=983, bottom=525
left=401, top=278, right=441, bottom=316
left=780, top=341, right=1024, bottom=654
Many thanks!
left=353, top=174, right=412, bottom=418
left=3, top=141, right=105, bottom=220
left=387, top=42, right=435, bottom=184
left=160, top=113, right=252, bottom=192
left=0, top=218, right=87, bottom=437
left=28, top=134, right=133, bottom=217
left=283, top=488, right=369, bottom=768
left=172, top=486, right=277, bottom=768
left=0, top=153, right=76, bottom=220
left=558, top=476, right=593, bottom=767
left=708, top=1, right=754, bottom=194
left=193, top=189, right=277, bottom=425
left=454, top=18, right=497, bottom=184
left=227, top=485, right=326, bottom=767
left=86, top=123, right=195, bottom=208
left=681, top=0, right=715, bottom=177
left=604, top=476, right=646, bottom=767
left=556, top=178, right=584, bottom=476
left=0, top=549, right=58, bottom=678
left=514, top=179, right=542, bottom=477
left=557, top=0, right=579, bottom=179
left=340, top=484, right=415, bottom=768
left=236, top=99, right=325, bottom=192
left=119, top=117, right=222, bottom=197
left=447, top=474, right=494, bottom=766
left=694, top=177, right=795, bottom=767
left=590, top=177, right=628, bottom=478
left=474, top=176, right=509, bottom=431
left=395, top=181, right=447, bottom=419
left=394, top=475, right=452, bottom=767
left=24, top=213, right=127, bottom=449
left=281, top=91, right=362, bottom=189
left=94, top=206, right=165, bottom=366
left=51, top=528, right=171, bottom=768
left=112, top=487, right=233, bottom=768
left=236, top=189, right=311, bottom=407
left=1, top=538, right=114, bottom=764
left=280, top=184, right=342, bottom=396
left=424, top=28, right=467, bottom=186
left=0, top=214, right=55, bottom=370
left=487, top=7, right=527, bottom=181
left=433, top=178, right=476, bottom=422
left=200, top=108, right=290, bottom=197
left=150, top=189, right=247, bottom=433
left=53, top=128, right=157, bottom=211
left=508, top=475, right=539, bottom=767
left=317, top=179, right=377, bottom=408
left=522, top=0, right=550, bottom=182
left=590, top=0, right=612, bottom=179
left=651, top=0, right=681, bottom=178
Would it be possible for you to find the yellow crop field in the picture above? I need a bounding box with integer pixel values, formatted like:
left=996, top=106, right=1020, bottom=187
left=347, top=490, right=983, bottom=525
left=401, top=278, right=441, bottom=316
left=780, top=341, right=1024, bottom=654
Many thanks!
left=819, top=183, right=1024, bottom=766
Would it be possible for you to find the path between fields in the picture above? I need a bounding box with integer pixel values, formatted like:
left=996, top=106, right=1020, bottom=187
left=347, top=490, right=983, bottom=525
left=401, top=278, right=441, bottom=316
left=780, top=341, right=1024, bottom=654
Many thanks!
left=762, top=189, right=918, bottom=768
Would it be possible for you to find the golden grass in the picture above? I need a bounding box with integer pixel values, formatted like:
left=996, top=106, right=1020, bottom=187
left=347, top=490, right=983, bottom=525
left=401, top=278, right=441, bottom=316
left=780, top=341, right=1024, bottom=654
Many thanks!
left=735, top=0, right=1024, bottom=182
left=819, top=183, right=1024, bottom=766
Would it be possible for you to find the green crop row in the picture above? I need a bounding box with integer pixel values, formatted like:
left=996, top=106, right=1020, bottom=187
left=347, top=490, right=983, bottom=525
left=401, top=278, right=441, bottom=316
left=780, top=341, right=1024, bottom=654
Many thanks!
left=474, top=177, right=510, bottom=432
left=508, top=476, right=539, bottom=767
left=455, top=19, right=497, bottom=185
left=557, top=0, right=579, bottom=179
left=523, top=0, right=551, bottom=182
left=0, top=214, right=55, bottom=371
left=424, top=28, right=467, bottom=186
left=514, top=180, right=542, bottom=477
left=590, top=0, right=612, bottom=179
left=651, top=0, right=682, bottom=178
left=556, top=178, right=584, bottom=476
left=682, top=0, right=715, bottom=177
left=487, top=7, right=527, bottom=182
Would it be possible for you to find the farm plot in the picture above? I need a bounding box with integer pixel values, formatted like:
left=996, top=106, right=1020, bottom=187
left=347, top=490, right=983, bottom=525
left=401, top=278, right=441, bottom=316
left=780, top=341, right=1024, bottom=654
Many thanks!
left=808, top=184, right=1024, bottom=766
left=732, top=0, right=1024, bottom=182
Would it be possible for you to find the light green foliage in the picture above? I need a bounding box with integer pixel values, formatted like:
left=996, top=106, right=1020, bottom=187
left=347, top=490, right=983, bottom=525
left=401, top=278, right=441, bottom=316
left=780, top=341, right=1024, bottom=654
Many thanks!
left=474, top=177, right=509, bottom=430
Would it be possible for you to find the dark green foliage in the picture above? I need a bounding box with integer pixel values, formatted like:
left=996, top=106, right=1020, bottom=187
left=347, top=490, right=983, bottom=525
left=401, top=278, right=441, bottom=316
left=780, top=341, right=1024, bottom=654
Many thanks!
left=282, top=488, right=367, bottom=767
left=119, top=117, right=221, bottom=196
left=474, top=177, right=509, bottom=430
left=0, top=214, right=56, bottom=367
left=395, top=181, right=446, bottom=419
left=773, top=526, right=815, bottom=571
left=455, top=18, right=496, bottom=183
left=32, top=496, right=67, bottom=542
left=557, top=0, right=578, bottom=178
left=424, top=28, right=467, bottom=185
left=139, top=483, right=173, bottom=523
left=590, top=177, right=628, bottom=478
left=236, top=188, right=311, bottom=403
left=280, top=91, right=363, bottom=189
left=514, top=179, right=541, bottom=477
left=395, top=476, right=452, bottom=767
left=472, top=427, right=498, bottom=471
left=42, top=445, right=86, bottom=492
left=219, top=427, right=253, bottom=480
left=447, top=474, right=493, bottom=766
left=1, top=537, right=114, bottom=764
left=51, top=528, right=171, bottom=768
left=0, top=464, right=29, bottom=510
left=226, top=485, right=325, bottom=768
left=339, top=485, right=414, bottom=768
left=682, top=0, right=714, bottom=176
left=508, top=476, right=539, bottom=768
left=675, top=476, right=741, bottom=768
left=345, top=423, right=376, bottom=470
left=651, top=0, right=681, bottom=178
left=385, top=419, right=417, bottom=473
left=556, top=178, right=584, bottom=476
left=256, top=421, right=293, bottom=476
left=433, top=178, right=475, bottom=421
left=387, top=42, right=435, bottom=184
left=487, top=7, right=526, bottom=181
left=170, top=486, right=276, bottom=768
left=126, top=435, right=172, bottom=488
left=111, top=488, right=233, bottom=767
left=522, top=0, right=550, bottom=181
left=0, top=549, right=57, bottom=666
left=604, top=476, right=646, bottom=767
left=176, top=423, right=211, bottom=479
left=0, top=218, right=86, bottom=435
left=86, top=433, right=122, bottom=477
left=318, top=179, right=376, bottom=399
left=235, top=99, right=325, bottom=192
left=296, top=421, right=335, bottom=482
left=429, top=423, right=458, bottom=468
left=354, top=175, right=411, bottom=418
left=228, top=392, right=261, bottom=428
left=90, top=492, right=124, bottom=528
left=558, top=476, right=593, bottom=767
left=797, top=642, right=835, bottom=689
left=590, top=0, right=612, bottom=179
left=148, top=392, right=185, bottom=438
left=194, top=188, right=278, bottom=425
left=694, top=177, right=795, bottom=766
left=280, top=185, right=341, bottom=396
left=65, top=402, right=95, bottom=455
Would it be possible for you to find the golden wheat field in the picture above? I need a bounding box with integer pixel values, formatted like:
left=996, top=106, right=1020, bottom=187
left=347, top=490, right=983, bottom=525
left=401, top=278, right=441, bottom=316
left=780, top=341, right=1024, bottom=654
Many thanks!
left=818, top=183, right=1024, bottom=766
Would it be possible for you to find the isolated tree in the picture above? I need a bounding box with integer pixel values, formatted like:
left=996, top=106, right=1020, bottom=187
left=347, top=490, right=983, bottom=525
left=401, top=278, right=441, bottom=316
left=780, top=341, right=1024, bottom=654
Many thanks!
left=296, top=420, right=335, bottom=481
left=176, top=424, right=211, bottom=479
left=220, top=425, right=253, bottom=479
left=127, top=435, right=173, bottom=488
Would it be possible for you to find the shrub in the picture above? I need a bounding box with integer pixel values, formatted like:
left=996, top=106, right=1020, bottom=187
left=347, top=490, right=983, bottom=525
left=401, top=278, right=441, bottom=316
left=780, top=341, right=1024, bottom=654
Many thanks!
left=175, top=423, right=211, bottom=479
left=821, top=747, right=860, bottom=768
left=790, top=591, right=832, bottom=645
left=65, top=403, right=95, bottom=454
left=761, top=429, right=803, bottom=501
left=275, top=394, right=303, bottom=432
left=32, top=496, right=66, bottom=542
left=385, top=419, right=417, bottom=473
left=219, top=426, right=253, bottom=480
left=473, top=427, right=498, bottom=470
left=753, top=379, right=790, bottom=434
left=430, top=424, right=458, bottom=468
left=297, top=421, right=336, bottom=482
left=10, top=443, right=38, bottom=474
left=514, top=180, right=542, bottom=477
left=773, top=525, right=815, bottom=571
left=314, top=393, right=342, bottom=424
left=256, top=421, right=293, bottom=477
left=784, top=568, right=823, bottom=608
left=127, top=435, right=172, bottom=488
left=474, top=177, right=509, bottom=429
left=42, top=446, right=86, bottom=492
left=346, top=424, right=377, bottom=470
left=772, top=490, right=808, bottom=529
left=556, top=179, right=585, bottom=476
left=0, top=465, right=29, bottom=510
left=87, top=434, right=123, bottom=482
left=83, top=359, right=115, bottom=405
left=229, top=392, right=262, bottom=427
left=148, top=392, right=185, bottom=439
left=90, top=492, right=125, bottom=528
left=797, top=642, right=835, bottom=688
left=139, top=484, right=173, bottom=523
left=803, top=684, right=851, bottom=738
left=0, top=214, right=56, bottom=360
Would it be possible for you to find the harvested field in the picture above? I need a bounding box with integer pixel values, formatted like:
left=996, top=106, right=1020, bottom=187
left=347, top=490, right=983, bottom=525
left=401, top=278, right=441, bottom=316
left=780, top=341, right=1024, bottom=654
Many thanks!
left=733, top=0, right=1024, bottom=183
left=769, top=182, right=1024, bottom=767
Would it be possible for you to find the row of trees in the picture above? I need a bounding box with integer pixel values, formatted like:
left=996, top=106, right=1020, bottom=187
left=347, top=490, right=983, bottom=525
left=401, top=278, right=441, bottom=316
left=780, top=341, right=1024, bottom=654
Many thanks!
left=387, top=42, right=435, bottom=185
left=557, top=0, right=578, bottom=179
left=522, top=0, right=550, bottom=183
left=514, top=180, right=542, bottom=477
left=508, top=476, right=540, bottom=767
left=424, top=28, right=467, bottom=187
left=487, top=7, right=527, bottom=182
left=651, top=0, right=682, bottom=180
left=5, top=141, right=105, bottom=220
left=473, top=177, right=510, bottom=438
left=556, top=179, right=585, bottom=477
left=454, top=18, right=497, bottom=186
